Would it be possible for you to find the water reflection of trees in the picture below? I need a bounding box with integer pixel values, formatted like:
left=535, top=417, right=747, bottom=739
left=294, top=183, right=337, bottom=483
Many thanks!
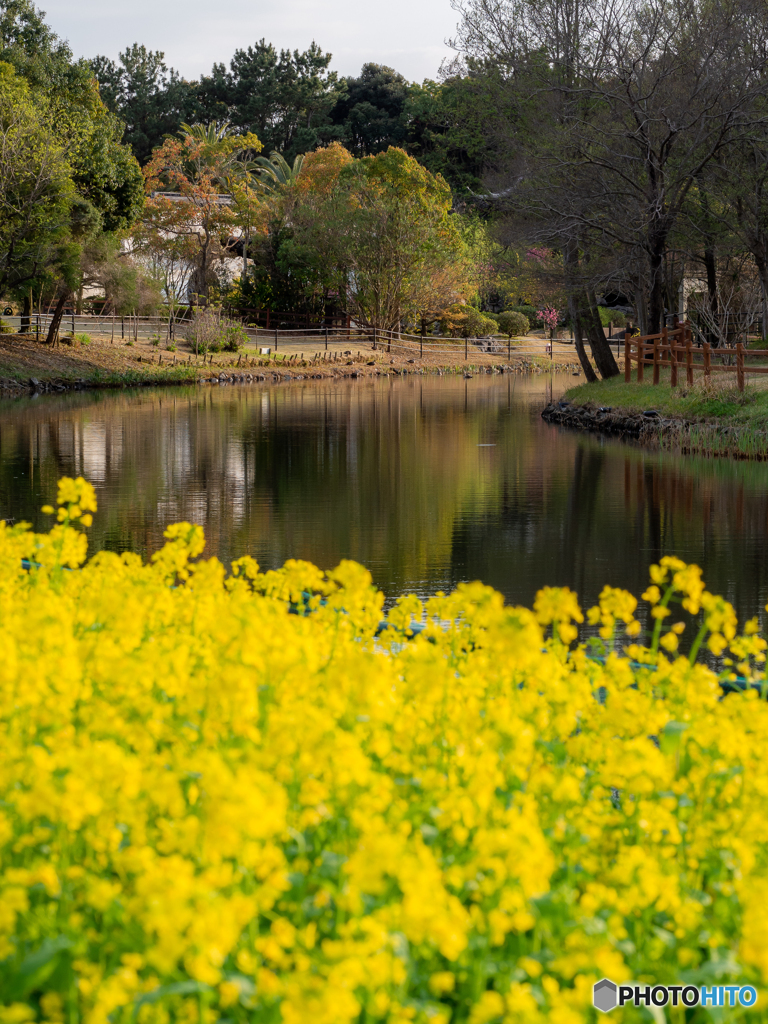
left=1, top=379, right=768, bottom=617
left=455, top=432, right=768, bottom=620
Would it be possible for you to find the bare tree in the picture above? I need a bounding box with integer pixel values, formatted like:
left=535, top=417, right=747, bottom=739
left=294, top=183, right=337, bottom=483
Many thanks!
left=449, top=0, right=768, bottom=350
left=687, top=258, right=763, bottom=347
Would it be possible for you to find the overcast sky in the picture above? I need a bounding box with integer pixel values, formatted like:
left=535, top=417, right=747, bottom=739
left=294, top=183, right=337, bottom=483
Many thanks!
left=39, top=0, right=461, bottom=82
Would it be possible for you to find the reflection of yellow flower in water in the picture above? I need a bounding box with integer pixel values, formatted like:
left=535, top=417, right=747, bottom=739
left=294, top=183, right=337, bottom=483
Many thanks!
left=0, top=483, right=766, bottom=1020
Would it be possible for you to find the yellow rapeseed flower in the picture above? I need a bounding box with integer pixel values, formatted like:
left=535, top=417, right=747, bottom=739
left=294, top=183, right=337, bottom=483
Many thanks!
left=0, top=481, right=765, bottom=1023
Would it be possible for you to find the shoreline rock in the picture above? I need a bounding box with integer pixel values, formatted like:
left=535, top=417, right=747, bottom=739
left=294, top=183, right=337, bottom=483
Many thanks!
left=541, top=401, right=676, bottom=439
left=0, top=363, right=585, bottom=399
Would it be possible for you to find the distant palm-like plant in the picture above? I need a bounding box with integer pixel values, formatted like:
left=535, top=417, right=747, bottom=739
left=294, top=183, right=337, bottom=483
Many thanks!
left=177, top=121, right=262, bottom=181
left=178, top=120, right=235, bottom=146
left=252, top=151, right=305, bottom=195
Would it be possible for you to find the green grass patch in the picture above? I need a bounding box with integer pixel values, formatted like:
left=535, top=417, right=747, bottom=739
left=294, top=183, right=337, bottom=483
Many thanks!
left=565, top=373, right=768, bottom=427
left=82, top=366, right=199, bottom=387
left=565, top=372, right=768, bottom=459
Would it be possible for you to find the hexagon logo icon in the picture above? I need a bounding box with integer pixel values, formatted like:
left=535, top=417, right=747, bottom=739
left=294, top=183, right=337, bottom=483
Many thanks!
left=593, top=979, right=618, bottom=1013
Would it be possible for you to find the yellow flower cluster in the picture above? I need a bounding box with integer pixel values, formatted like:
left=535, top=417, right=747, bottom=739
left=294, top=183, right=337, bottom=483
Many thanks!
left=1, top=484, right=768, bottom=1023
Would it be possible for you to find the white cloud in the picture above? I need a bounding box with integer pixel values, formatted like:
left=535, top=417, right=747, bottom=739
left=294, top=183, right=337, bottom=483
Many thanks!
left=40, top=0, right=460, bottom=81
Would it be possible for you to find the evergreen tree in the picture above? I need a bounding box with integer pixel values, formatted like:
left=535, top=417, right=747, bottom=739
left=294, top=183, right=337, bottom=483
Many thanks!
left=90, top=45, right=199, bottom=165
left=328, top=63, right=411, bottom=156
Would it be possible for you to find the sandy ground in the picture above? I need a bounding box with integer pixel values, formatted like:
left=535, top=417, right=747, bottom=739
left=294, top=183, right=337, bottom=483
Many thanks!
left=0, top=330, right=586, bottom=395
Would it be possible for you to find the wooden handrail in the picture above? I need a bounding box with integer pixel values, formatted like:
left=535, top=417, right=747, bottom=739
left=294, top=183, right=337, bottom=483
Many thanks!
left=622, top=322, right=768, bottom=391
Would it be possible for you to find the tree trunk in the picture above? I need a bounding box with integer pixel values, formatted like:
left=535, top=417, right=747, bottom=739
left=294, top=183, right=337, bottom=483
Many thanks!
left=20, top=292, right=31, bottom=334
left=633, top=277, right=649, bottom=337
left=648, top=246, right=665, bottom=334
left=703, top=244, right=718, bottom=345
left=585, top=289, right=620, bottom=378
left=755, top=253, right=768, bottom=343
left=44, top=292, right=69, bottom=346
left=567, top=291, right=598, bottom=381
left=563, top=240, right=598, bottom=381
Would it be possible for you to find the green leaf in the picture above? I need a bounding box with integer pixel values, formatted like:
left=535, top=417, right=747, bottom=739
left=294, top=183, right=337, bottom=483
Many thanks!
left=1, top=936, right=71, bottom=1000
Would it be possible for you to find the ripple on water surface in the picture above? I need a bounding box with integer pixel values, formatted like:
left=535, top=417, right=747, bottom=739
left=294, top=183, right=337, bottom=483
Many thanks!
left=1, top=373, right=767, bottom=619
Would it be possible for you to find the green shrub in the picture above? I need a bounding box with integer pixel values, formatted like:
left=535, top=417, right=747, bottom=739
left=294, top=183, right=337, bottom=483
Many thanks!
left=220, top=320, right=249, bottom=352
left=598, top=306, right=627, bottom=329
left=511, top=304, right=539, bottom=327
left=185, top=308, right=249, bottom=354
left=462, top=307, right=498, bottom=337
left=498, top=310, right=530, bottom=338
left=0, top=318, right=14, bottom=334
left=439, top=304, right=498, bottom=338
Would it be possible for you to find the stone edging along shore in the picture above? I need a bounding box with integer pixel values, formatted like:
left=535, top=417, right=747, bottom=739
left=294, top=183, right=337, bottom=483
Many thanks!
left=541, top=398, right=768, bottom=460
left=0, top=333, right=585, bottom=397
left=540, top=400, right=671, bottom=439
left=0, top=361, right=585, bottom=398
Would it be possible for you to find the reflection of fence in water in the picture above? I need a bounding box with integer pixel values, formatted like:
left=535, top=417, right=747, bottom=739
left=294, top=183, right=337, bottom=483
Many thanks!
left=624, top=321, right=768, bottom=392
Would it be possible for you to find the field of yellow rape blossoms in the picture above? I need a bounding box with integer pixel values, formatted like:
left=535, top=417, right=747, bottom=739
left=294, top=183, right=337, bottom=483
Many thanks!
left=1, top=478, right=768, bottom=1023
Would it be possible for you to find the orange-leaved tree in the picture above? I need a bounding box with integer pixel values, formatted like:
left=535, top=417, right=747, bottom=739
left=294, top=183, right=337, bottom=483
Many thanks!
left=283, top=145, right=474, bottom=331
left=137, top=122, right=262, bottom=302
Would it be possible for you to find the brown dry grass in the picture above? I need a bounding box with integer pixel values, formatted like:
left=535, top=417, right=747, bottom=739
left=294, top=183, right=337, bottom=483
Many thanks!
left=0, top=330, right=583, bottom=395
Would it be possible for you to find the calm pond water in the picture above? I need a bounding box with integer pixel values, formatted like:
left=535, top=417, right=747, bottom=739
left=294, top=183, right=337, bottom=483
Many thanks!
left=1, top=373, right=768, bottom=620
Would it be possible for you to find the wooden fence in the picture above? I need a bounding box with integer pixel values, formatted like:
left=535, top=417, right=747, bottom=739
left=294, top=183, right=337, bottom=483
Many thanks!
left=4, top=314, right=528, bottom=362
left=623, top=322, right=768, bottom=392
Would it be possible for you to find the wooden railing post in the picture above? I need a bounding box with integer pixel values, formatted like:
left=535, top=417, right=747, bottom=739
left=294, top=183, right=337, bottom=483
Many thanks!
left=737, top=341, right=745, bottom=392
left=653, top=335, right=661, bottom=384
left=686, top=333, right=693, bottom=386
left=665, top=325, right=670, bottom=369
left=637, top=340, right=644, bottom=382
left=624, top=331, right=631, bottom=382
left=704, top=342, right=711, bottom=377
left=670, top=336, right=678, bottom=388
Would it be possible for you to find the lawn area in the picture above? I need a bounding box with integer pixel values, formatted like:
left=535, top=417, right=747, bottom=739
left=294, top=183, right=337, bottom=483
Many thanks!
left=566, top=373, right=768, bottom=427
left=562, top=373, right=768, bottom=458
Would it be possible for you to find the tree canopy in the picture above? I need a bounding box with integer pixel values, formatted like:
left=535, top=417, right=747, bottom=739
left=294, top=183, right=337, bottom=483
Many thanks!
left=239, top=143, right=474, bottom=330
left=0, top=0, right=146, bottom=324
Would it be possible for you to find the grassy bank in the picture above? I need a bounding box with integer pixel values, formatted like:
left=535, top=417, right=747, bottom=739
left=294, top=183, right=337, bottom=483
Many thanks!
left=0, top=335, right=202, bottom=393
left=0, top=333, right=581, bottom=396
left=565, top=374, right=768, bottom=458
